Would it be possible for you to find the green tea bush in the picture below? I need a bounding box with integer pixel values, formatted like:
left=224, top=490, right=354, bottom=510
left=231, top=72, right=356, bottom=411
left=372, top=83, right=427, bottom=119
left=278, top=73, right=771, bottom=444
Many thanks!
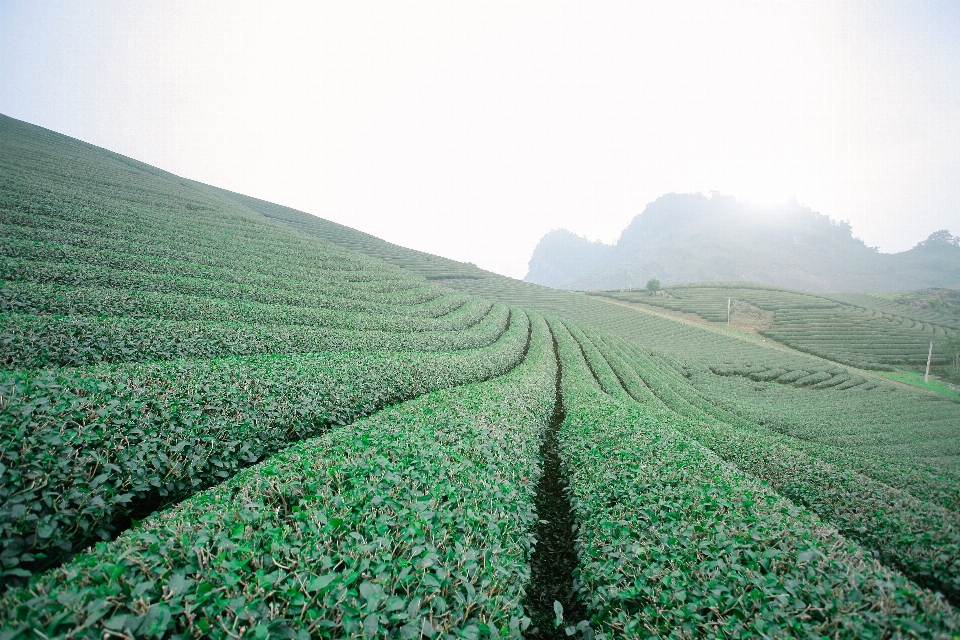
left=4, top=112, right=960, bottom=637
left=0, top=315, right=557, bottom=640
left=561, top=321, right=633, bottom=404
left=688, top=368, right=960, bottom=508
left=577, top=325, right=662, bottom=406
left=672, top=418, right=960, bottom=602
left=594, top=284, right=956, bottom=371
left=2, top=258, right=446, bottom=312
left=1, top=235, right=430, bottom=295
left=0, top=303, right=509, bottom=370
left=0, top=220, right=412, bottom=283
left=0, top=282, right=486, bottom=332
left=0, top=311, right=530, bottom=587
left=548, top=318, right=960, bottom=638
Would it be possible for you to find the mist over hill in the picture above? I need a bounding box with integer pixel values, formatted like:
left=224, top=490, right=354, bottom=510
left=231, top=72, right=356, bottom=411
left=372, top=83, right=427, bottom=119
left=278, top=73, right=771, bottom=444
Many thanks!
left=525, top=193, right=960, bottom=292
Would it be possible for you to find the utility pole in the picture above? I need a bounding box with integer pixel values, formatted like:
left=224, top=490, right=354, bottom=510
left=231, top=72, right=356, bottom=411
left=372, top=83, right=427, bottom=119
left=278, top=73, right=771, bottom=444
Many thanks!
left=727, top=298, right=731, bottom=325
left=925, top=341, right=934, bottom=383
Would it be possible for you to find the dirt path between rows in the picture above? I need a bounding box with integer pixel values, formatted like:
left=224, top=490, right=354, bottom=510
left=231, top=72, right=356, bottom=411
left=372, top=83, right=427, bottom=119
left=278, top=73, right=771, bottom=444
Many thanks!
left=591, top=296, right=938, bottom=395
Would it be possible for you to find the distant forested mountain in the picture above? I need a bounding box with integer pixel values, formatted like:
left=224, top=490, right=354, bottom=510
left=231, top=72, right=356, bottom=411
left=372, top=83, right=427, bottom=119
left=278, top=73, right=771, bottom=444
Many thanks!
left=525, top=193, right=960, bottom=292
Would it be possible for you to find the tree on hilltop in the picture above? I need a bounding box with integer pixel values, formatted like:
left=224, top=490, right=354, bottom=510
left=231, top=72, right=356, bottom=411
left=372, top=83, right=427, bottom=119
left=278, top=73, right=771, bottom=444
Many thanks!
left=916, top=230, right=959, bottom=248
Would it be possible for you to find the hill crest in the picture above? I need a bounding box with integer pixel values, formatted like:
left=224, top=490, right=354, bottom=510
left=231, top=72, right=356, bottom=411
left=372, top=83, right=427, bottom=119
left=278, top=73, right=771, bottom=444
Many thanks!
left=525, top=193, right=960, bottom=292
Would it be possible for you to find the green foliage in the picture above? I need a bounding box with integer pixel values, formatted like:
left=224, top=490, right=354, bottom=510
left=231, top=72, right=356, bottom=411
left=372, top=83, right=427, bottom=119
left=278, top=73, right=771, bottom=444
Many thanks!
left=830, top=290, right=960, bottom=332
left=645, top=278, right=660, bottom=292
left=688, top=366, right=960, bottom=497
left=0, top=315, right=558, bottom=639
left=3, top=112, right=960, bottom=637
left=670, top=414, right=960, bottom=602
left=567, top=316, right=960, bottom=599
left=554, top=317, right=960, bottom=607
left=201, top=184, right=490, bottom=283
left=0, top=303, right=510, bottom=370
left=0, top=281, right=486, bottom=331
left=577, top=325, right=662, bottom=406
left=0, top=311, right=529, bottom=587
left=597, top=283, right=957, bottom=371
left=874, top=370, right=960, bottom=398
left=445, top=274, right=960, bottom=478
left=562, top=321, right=633, bottom=404
left=1, top=253, right=446, bottom=313
left=711, top=362, right=871, bottom=390
left=548, top=317, right=960, bottom=637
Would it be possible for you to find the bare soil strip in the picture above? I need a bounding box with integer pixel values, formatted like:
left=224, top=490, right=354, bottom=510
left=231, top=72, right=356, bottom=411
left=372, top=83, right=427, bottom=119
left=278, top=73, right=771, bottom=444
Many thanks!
left=525, top=332, right=587, bottom=639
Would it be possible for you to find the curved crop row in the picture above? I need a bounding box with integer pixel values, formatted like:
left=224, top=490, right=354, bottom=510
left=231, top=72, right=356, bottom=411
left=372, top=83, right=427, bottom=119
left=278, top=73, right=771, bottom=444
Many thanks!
left=561, top=321, right=633, bottom=404
left=0, top=189, right=398, bottom=278
left=688, top=365, right=960, bottom=491
left=566, top=333, right=960, bottom=519
left=709, top=362, right=872, bottom=391
left=1, top=235, right=427, bottom=293
left=671, top=417, right=960, bottom=602
left=577, top=325, right=663, bottom=407
left=0, top=217, right=409, bottom=282
left=547, top=317, right=959, bottom=638
left=595, top=286, right=957, bottom=371
left=577, top=326, right=960, bottom=603
left=0, top=303, right=508, bottom=370
left=0, top=282, right=487, bottom=335
left=1, top=258, right=445, bottom=310
left=0, top=314, right=558, bottom=640
left=0, top=310, right=530, bottom=588
left=604, top=345, right=960, bottom=538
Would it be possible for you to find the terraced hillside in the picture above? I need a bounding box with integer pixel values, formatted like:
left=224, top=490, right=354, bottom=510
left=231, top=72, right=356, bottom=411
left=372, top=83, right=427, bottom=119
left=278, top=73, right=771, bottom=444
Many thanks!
left=830, top=288, right=960, bottom=331
left=0, top=116, right=531, bottom=588
left=597, top=283, right=958, bottom=371
left=217, top=191, right=960, bottom=470
left=3, top=113, right=960, bottom=638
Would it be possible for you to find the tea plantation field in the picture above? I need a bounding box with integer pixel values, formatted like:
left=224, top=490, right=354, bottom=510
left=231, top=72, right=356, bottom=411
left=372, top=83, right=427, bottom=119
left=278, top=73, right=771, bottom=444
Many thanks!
left=3, top=113, right=960, bottom=639
left=597, top=283, right=957, bottom=372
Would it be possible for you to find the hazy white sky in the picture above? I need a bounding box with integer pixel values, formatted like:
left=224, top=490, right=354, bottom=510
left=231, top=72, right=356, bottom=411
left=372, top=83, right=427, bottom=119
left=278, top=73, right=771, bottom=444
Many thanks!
left=2, top=1, right=959, bottom=279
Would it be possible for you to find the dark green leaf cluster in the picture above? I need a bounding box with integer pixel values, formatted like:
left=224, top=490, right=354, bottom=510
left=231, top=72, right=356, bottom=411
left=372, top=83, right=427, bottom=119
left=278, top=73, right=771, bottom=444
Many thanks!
left=0, top=315, right=557, bottom=640
left=0, top=120, right=537, bottom=596
left=0, top=303, right=510, bottom=370
left=710, top=362, right=875, bottom=390
left=761, top=305, right=951, bottom=369
left=669, top=415, right=960, bottom=602
left=688, top=369, right=960, bottom=509
left=548, top=317, right=960, bottom=638
left=0, top=281, right=490, bottom=332
left=554, top=317, right=960, bottom=608
left=0, top=310, right=529, bottom=587
left=2, top=254, right=451, bottom=314
left=3, top=112, right=960, bottom=638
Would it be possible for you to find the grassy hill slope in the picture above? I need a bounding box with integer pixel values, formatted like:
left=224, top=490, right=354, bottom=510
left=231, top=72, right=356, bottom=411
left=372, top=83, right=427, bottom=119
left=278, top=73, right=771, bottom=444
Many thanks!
left=597, top=282, right=959, bottom=372
left=200, top=179, right=960, bottom=471
left=0, top=113, right=533, bottom=587
left=4, top=113, right=960, bottom=637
